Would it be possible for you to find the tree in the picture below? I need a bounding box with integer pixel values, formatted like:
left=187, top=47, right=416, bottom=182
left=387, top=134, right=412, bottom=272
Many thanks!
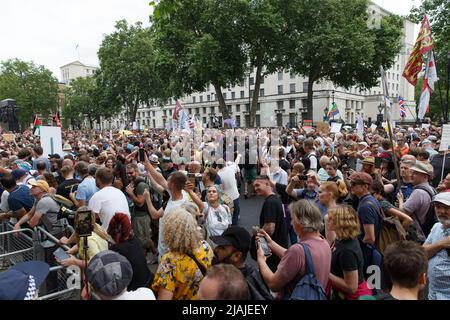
left=410, top=0, right=450, bottom=121
left=242, top=0, right=287, bottom=127
left=0, top=59, right=58, bottom=128
left=278, top=0, right=403, bottom=120
left=152, top=0, right=249, bottom=121
left=98, top=20, right=165, bottom=123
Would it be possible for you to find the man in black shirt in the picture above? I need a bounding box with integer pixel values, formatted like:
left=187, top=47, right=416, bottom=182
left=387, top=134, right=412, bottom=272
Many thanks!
left=56, top=165, right=80, bottom=200
left=211, top=226, right=273, bottom=300
left=254, top=175, right=288, bottom=272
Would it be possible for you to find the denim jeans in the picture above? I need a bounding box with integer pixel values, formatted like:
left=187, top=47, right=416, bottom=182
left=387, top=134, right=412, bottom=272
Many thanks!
left=232, top=198, right=240, bottom=225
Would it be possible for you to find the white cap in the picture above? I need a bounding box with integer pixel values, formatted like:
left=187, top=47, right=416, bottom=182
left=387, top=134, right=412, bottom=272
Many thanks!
left=432, top=192, right=450, bottom=207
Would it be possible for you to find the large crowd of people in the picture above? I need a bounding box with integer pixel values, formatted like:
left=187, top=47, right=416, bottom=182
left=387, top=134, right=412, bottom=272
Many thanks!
left=0, top=122, right=449, bottom=300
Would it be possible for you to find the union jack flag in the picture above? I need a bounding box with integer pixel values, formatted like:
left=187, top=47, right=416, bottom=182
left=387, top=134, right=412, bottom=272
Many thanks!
left=398, top=96, right=406, bottom=118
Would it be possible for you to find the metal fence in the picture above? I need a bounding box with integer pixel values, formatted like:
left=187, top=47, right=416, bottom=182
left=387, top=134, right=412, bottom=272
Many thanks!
left=0, top=221, right=81, bottom=300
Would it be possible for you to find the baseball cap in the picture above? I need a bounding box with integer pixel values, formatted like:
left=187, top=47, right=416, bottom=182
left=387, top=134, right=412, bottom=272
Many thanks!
left=0, top=261, right=50, bottom=300
left=410, top=162, right=433, bottom=176
left=362, top=157, right=375, bottom=166
left=432, top=192, right=450, bottom=207
left=62, top=144, right=72, bottom=151
left=349, top=172, right=373, bottom=185
left=210, top=226, right=251, bottom=254
left=11, top=168, right=27, bottom=180
left=149, top=154, right=160, bottom=164
left=87, top=250, right=133, bottom=297
left=28, top=180, right=50, bottom=193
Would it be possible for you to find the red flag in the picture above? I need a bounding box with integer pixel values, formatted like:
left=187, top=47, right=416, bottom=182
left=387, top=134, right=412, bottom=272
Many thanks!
left=402, top=15, right=433, bottom=86
left=173, top=100, right=183, bottom=120
left=33, top=114, right=41, bottom=127
left=54, top=113, right=62, bottom=128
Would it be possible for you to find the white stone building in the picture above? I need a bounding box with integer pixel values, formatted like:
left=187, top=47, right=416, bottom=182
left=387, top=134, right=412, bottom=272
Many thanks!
left=90, top=2, right=418, bottom=130
left=60, top=61, right=98, bottom=85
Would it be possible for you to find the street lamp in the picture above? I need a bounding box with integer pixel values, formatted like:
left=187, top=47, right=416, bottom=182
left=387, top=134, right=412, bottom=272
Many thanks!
left=294, top=112, right=298, bottom=128
left=377, top=103, right=384, bottom=126
left=332, top=90, right=335, bottom=104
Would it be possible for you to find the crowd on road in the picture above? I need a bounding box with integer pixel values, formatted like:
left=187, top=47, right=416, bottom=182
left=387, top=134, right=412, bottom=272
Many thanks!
left=0, top=122, right=450, bottom=300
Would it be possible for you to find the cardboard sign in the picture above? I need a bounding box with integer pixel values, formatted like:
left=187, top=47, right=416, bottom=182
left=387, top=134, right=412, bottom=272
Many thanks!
left=370, top=124, right=378, bottom=131
left=316, top=123, right=330, bottom=135
left=2, top=134, right=15, bottom=142
left=330, top=122, right=342, bottom=133
left=40, top=126, right=63, bottom=156
left=439, top=124, right=450, bottom=151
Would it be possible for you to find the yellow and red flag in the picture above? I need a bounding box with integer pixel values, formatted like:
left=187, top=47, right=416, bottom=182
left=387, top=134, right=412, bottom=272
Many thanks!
left=402, top=15, right=433, bottom=86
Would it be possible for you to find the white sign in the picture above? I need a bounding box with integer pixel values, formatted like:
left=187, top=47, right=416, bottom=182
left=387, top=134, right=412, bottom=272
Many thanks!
left=330, top=122, right=342, bottom=133
left=370, top=124, right=378, bottom=131
left=40, top=126, right=63, bottom=157
left=439, top=124, right=450, bottom=151
left=132, top=122, right=137, bottom=130
left=422, top=123, right=430, bottom=129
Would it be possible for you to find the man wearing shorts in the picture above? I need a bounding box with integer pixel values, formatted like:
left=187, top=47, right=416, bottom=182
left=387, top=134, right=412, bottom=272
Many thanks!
left=125, top=163, right=157, bottom=260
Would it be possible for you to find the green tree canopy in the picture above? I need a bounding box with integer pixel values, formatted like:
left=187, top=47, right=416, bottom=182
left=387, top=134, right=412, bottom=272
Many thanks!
left=98, top=20, right=165, bottom=123
left=278, top=0, right=403, bottom=119
left=0, top=59, right=58, bottom=128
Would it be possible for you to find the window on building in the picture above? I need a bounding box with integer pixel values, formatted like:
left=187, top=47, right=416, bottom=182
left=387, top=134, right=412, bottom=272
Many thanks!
left=277, top=101, right=284, bottom=110
left=278, top=72, right=283, bottom=81
left=289, top=100, right=295, bottom=109
left=290, top=83, right=296, bottom=93
left=223, top=93, right=227, bottom=100
left=240, top=91, right=245, bottom=98
left=199, top=96, right=203, bottom=103
left=236, top=115, right=241, bottom=127
left=250, top=90, right=254, bottom=97
left=290, top=72, right=295, bottom=79
left=236, top=104, right=240, bottom=112
left=303, top=82, right=308, bottom=92
left=163, top=110, right=167, bottom=116
left=211, top=93, right=215, bottom=101
left=232, top=92, right=235, bottom=99
left=240, top=80, right=245, bottom=87
left=250, top=77, right=254, bottom=86
left=278, top=85, right=283, bottom=95
left=207, top=94, right=210, bottom=101
left=152, top=111, right=155, bottom=117
left=203, top=117, right=206, bottom=124
left=260, top=76, right=264, bottom=84
left=260, top=89, right=264, bottom=97
left=245, top=104, right=250, bottom=112
left=396, top=84, right=399, bottom=91
left=188, top=108, right=192, bottom=114
left=257, top=103, right=260, bottom=111
left=193, top=96, right=196, bottom=103
left=397, top=74, right=399, bottom=81
left=202, top=107, right=206, bottom=114
left=210, top=106, right=215, bottom=113
left=227, top=105, right=232, bottom=113
left=256, top=115, right=261, bottom=127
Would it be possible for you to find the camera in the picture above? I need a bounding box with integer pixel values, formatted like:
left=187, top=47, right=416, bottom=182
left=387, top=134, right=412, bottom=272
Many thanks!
left=75, top=210, right=94, bottom=237
left=58, top=206, right=76, bottom=220
left=297, top=174, right=308, bottom=181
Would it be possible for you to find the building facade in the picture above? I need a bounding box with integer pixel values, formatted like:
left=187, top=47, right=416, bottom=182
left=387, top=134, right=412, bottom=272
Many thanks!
left=69, top=2, right=418, bottom=130
left=60, top=61, right=97, bottom=85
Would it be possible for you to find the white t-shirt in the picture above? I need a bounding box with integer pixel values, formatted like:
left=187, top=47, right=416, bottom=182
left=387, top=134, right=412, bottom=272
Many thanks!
left=308, top=151, right=318, bottom=171
left=113, top=287, right=156, bottom=300
left=218, top=166, right=240, bottom=200
left=203, top=202, right=232, bottom=237
left=0, top=190, right=10, bottom=212
left=88, top=186, right=131, bottom=231
left=158, top=190, right=190, bottom=260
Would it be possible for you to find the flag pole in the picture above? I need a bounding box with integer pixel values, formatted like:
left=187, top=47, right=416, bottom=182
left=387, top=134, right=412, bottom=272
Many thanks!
left=385, top=107, right=401, bottom=190
left=432, top=48, right=446, bottom=122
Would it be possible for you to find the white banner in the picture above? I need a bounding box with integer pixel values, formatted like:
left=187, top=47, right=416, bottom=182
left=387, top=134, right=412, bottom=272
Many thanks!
left=40, top=126, right=63, bottom=157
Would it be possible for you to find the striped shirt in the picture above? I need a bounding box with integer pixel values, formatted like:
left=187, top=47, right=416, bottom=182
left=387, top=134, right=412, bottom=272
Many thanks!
left=425, top=222, right=450, bottom=300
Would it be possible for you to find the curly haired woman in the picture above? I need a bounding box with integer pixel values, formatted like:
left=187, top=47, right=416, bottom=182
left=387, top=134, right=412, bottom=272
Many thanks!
left=152, top=207, right=213, bottom=300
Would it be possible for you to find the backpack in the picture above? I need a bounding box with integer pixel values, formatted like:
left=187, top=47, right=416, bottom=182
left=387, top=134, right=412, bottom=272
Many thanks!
left=413, top=185, right=438, bottom=238
left=365, top=199, right=406, bottom=254
left=220, top=192, right=234, bottom=215
left=287, top=243, right=327, bottom=300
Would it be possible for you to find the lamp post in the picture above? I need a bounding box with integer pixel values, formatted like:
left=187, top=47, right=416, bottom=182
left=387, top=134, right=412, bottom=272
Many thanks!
left=323, top=106, right=329, bottom=122
left=295, top=112, right=298, bottom=128
left=445, top=51, right=450, bottom=123
left=332, top=90, right=335, bottom=104
left=377, top=103, right=384, bottom=126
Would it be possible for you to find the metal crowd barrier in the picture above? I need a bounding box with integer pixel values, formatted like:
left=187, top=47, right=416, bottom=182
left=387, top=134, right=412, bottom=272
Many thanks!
left=0, top=221, right=81, bottom=300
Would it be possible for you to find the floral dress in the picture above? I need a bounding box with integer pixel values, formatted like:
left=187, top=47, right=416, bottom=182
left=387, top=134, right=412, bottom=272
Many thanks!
left=152, top=240, right=213, bottom=300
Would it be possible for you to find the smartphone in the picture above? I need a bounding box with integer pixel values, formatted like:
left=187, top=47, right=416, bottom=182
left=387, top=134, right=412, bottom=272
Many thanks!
left=297, top=175, right=308, bottom=181
left=259, top=237, right=271, bottom=257
left=54, top=247, right=71, bottom=261
left=139, top=148, right=145, bottom=162
left=375, top=157, right=382, bottom=168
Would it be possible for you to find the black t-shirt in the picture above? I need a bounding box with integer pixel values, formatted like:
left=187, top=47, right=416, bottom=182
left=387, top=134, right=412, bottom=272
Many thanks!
left=109, top=236, right=154, bottom=291
left=331, top=238, right=365, bottom=284
left=279, top=159, right=291, bottom=173
left=375, top=292, right=398, bottom=300
left=259, top=194, right=288, bottom=271
left=56, top=178, right=80, bottom=199
left=327, top=175, right=340, bottom=182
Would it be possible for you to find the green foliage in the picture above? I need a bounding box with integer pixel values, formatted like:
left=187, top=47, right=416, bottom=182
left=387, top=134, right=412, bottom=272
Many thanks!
left=0, top=59, right=58, bottom=128
left=98, top=20, right=166, bottom=123
left=278, top=0, right=403, bottom=119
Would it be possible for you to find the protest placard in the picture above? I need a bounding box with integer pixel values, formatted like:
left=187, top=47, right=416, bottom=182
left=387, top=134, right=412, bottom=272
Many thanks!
left=40, top=126, right=63, bottom=156
left=330, top=122, right=342, bottom=133
left=316, top=122, right=330, bottom=135
left=2, top=133, right=15, bottom=142
left=439, top=124, right=450, bottom=151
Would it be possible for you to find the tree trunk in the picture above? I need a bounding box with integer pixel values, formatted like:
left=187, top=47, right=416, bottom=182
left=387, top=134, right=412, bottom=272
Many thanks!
left=212, top=82, right=230, bottom=122
left=250, top=63, right=263, bottom=128
left=306, top=73, right=316, bottom=121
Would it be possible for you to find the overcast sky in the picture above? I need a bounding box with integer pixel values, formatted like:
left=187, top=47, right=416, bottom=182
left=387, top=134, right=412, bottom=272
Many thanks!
left=0, top=0, right=421, bottom=82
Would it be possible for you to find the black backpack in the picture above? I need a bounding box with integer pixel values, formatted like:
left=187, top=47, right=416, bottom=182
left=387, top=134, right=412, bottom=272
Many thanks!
left=413, top=185, right=438, bottom=238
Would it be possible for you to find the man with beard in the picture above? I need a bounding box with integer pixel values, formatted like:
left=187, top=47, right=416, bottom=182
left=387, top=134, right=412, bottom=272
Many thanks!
left=210, top=226, right=273, bottom=300
left=423, top=192, right=450, bottom=300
